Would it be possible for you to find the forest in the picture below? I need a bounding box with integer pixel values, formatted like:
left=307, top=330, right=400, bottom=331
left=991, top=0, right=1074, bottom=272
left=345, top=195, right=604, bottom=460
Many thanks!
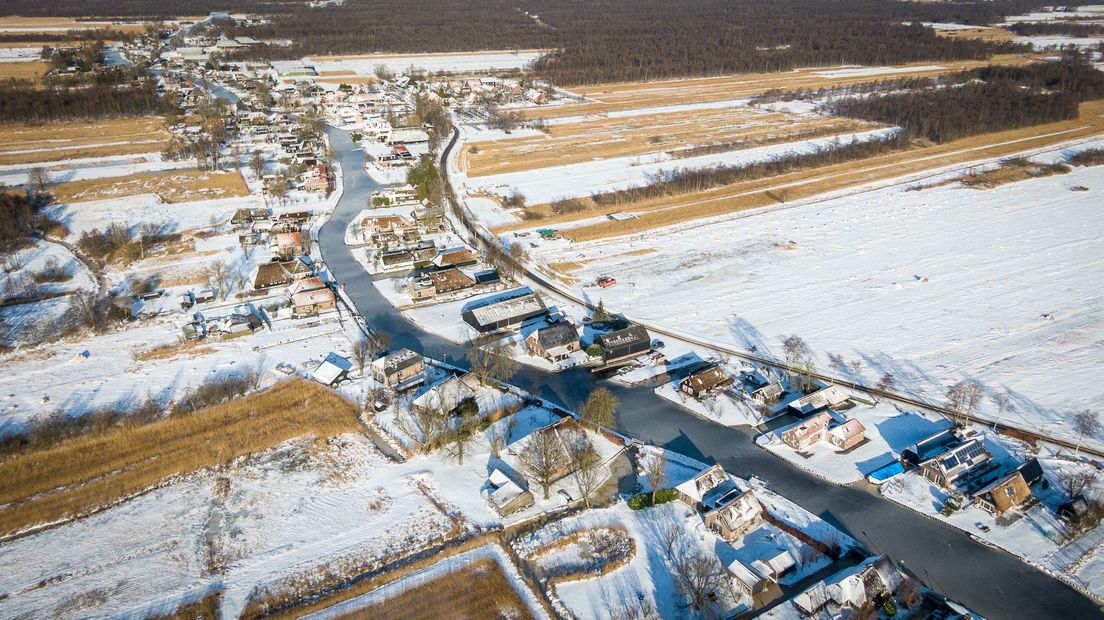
left=833, top=56, right=1104, bottom=143
left=0, top=80, right=166, bottom=123
left=1, top=0, right=1055, bottom=84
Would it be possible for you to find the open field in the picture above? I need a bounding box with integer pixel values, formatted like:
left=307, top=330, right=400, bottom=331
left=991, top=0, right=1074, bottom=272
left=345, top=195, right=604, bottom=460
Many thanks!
left=309, top=49, right=549, bottom=76
left=463, top=107, right=880, bottom=176
left=534, top=155, right=1104, bottom=451
left=0, top=59, right=47, bottom=81
left=493, top=100, right=1104, bottom=240
left=0, top=116, right=170, bottom=165
left=521, top=55, right=1037, bottom=120
left=334, top=556, right=535, bottom=620
left=931, top=25, right=1017, bottom=43
left=52, top=169, right=249, bottom=203
left=0, top=379, right=360, bottom=539
left=0, top=17, right=153, bottom=34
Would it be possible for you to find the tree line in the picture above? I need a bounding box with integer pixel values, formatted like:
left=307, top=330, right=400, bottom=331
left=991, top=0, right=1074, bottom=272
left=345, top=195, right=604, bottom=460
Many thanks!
left=221, top=0, right=1040, bottom=84
left=0, top=79, right=166, bottom=123
left=832, top=56, right=1104, bottom=143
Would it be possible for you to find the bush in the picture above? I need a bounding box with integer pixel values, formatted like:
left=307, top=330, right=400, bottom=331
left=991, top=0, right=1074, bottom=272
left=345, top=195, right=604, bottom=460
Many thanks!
left=1069, top=148, right=1104, bottom=167
left=585, top=344, right=604, bottom=358
left=627, top=488, right=679, bottom=510
left=550, top=197, right=588, bottom=215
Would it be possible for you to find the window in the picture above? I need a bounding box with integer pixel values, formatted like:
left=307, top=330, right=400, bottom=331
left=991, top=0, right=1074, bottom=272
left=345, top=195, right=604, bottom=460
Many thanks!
left=1005, top=486, right=1017, bottom=497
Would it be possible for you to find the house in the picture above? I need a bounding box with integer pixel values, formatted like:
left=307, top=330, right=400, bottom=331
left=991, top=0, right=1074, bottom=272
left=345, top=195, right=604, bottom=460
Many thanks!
left=525, top=318, right=580, bottom=362
left=680, top=363, right=732, bottom=398
left=727, top=560, right=769, bottom=596
left=486, top=468, right=534, bottom=516
left=751, top=381, right=784, bottom=405
left=272, top=231, right=304, bottom=256
left=473, top=269, right=501, bottom=288
left=379, top=249, right=415, bottom=271
left=302, top=165, right=332, bottom=192
left=901, top=429, right=992, bottom=489
left=505, top=417, right=589, bottom=486
left=312, top=353, right=352, bottom=386
left=788, top=384, right=855, bottom=416
left=432, top=246, right=480, bottom=269
left=462, top=288, right=548, bottom=332
left=413, top=373, right=481, bottom=415
left=790, top=555, right=905, bottom=618
left=781, top=411, right=835, bottom=450
left=427, top=268, right=475, bottom=296
left=676, top=464, right=739, bottom=512
left=973, top=470, right=1032, bottom=516
left=826, top=418, right=867, bottom=450
left=362, top=214, right=417, bottom=237
left=749, top=548, right=797, bottom=583
left=231, top=207, right=269, bottom=227
left=593, top=324, right=651, bottom=362
left=702, top=487, right=764, bottom=541
left=387, top=127, right=430, bottom=145
left=371, top=348, right=425, bottom=390
left=291, top=288, right=335, bottom=317
left=253, top=258, right=314, bottom=290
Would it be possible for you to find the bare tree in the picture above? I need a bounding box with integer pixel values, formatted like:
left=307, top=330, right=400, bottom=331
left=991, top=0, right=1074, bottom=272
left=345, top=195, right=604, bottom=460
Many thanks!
left=517, top=427, right=569, bottom=500
left=27, top=167, right=50, bottom=194
left=658, top=520, right=683, bottom=561
left=782, top=334, right=815, bottom=391
left=249, top=151, right=266, bottom=177
left=204, top=260, right=234, bottom=300
left=70, top=290, right=108, bottom=334
left=991, top=388, right=1012, bottom=430
left=876, top=371, right=896, bottom=392
left=567, top=430, right=603, bottom=507
left=1073, top=410, right=1101, bottom=456
left=580, top=386, right=618, bottom=432
left=466, top=334, right=519, bottom=386
left=945, top=380, right=982, bottom=425
left=1058, top=469, right=1098, bottom=500
left=670, top=549, right=732, bottom=619
left=849, top=358, right=863, bottom=377
left=414, top=401, right=449, bottom=449
left=352, top=336, right=373, bottom=376
left=442, top=418, right=478, bottom=465
left=643, top=451, right=667, bottom=504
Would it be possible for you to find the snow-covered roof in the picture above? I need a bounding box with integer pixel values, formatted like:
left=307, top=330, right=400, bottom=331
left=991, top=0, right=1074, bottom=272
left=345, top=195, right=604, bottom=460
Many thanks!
left=488, top=479, right=527, bottom=510
left=413, top=374, right=479, bottom=412
left=788, top=384, right=852, bottom=415
left=488, top=468, right=513, bottom=489
left=312, top=353, right=352, bottom=385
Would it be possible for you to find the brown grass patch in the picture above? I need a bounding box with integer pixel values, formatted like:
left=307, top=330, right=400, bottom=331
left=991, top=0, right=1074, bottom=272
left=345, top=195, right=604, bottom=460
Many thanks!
left=465, top=107, right=878, bottom=176
left=0, top=17, right=150, bottom=34
left=495, top=100, right=1104, bottom=241
left=148, top=590, right=222, bottom=620
left=333, top=555, right=535, bottom=620
left=549, top=260, right=585, bottom=274
left=521, top=55, right=1038, bottom=120
left=132, top=339, right=216, bottom=362
left=0, top=379, right=361, bottom=539
left=0, top=115, right=169, bottom=165
left=935, top=26, right=1016, bottom=43
left=0, top=60, right=48, bottom=81
left=959, top=158, right=1070, bottom=188
left=52, top=169, right=248, bottom=203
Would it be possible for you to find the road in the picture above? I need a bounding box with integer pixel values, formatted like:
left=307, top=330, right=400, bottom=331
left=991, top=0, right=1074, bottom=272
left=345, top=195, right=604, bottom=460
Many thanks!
left=318, top=125, right=1103, bottom=618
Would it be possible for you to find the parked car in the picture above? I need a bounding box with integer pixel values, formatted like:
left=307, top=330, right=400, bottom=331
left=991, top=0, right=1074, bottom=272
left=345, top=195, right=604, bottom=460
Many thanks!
left=651, top=339, right=665, bottom=350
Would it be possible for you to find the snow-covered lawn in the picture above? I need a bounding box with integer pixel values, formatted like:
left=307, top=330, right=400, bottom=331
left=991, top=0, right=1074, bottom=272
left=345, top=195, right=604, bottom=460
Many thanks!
left=532, top=164, right=1104, bottom=451
left=757, top=404, right=953, bottom=484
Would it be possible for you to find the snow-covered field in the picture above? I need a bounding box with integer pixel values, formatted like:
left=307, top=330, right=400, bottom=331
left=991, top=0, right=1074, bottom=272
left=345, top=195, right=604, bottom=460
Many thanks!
left=311, top=49, right=547, bottom=76
left=461, top=128, right=897, bottom=204
left=529, top=164, right=1104, bottom=450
